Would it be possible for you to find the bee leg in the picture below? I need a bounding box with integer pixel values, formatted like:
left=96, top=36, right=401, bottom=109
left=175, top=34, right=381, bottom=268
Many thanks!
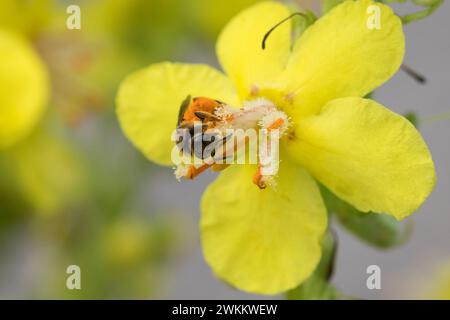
left=186, top=164, right=211, bottom=179
left=211, top=164, right=229, bottom=172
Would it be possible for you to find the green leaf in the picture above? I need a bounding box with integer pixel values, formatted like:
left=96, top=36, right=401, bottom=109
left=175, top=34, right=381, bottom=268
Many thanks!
left=286, top=7, right=317, bottom=42
left=286, top=274, right=338, bottom=300
left=404, top=112, right=419, bottom=128
left=321, top=186, right=412, bottom=249
left=376, top=0, right=443, bottom=24
left=287, top=232, right=339, bottom=300
left=321, top=0, right=345, bottom=13
left=401, top=1, right=443, bottom=24
left=322, top=0, right=443, bottom=26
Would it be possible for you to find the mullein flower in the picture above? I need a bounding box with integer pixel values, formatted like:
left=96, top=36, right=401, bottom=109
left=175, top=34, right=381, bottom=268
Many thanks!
left=0, top=29, right=49, bottom=149
left=117, top=0, right=436, bottom=294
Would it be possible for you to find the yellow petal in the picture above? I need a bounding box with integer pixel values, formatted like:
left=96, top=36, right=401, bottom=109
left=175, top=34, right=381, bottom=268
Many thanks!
left=0, top=30, right=49, bottom=149
left=116, top=62, right=238, bottom=166
left=285, top=97, right=436, bottom=220
left=201, top=158, right=327, bottom=294
left=280, top=0, right=404, bottom=117
left=217, top=1, right=291, bottom=100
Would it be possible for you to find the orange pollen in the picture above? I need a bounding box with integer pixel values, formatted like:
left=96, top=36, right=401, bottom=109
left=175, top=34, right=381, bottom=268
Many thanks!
left=267, top=118, right=285, bottom=131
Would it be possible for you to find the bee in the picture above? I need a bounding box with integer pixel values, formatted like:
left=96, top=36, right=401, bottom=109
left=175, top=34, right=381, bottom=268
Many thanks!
left=177, top=95, right=223, bottom=131
left=175, top=96, right=229, bottom=175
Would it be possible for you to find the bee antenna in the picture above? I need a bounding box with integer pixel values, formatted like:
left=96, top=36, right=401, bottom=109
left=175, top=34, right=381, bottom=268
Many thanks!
left=401, top=64, right=427, bottom=84
left=262, top=12, right=308, bottom=50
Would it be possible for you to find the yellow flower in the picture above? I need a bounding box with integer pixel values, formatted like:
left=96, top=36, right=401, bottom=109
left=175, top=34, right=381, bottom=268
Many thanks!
left=5, top=129, right=85, bottom=215
left=0, top=29, right=49, bottom=149
left=116, top=0, right=436, bottom=294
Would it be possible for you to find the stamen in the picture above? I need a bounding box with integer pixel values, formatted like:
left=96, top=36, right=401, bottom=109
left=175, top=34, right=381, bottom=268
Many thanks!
left=250, top=85, right=260, bottom=96
left=174, top=163, right=189, bottom=181
left=213, top=105, right=234, bottom=122
left=243, top=98, right=276, bottom=112
left=285, top=92, right=296, bottom=104
left=267, top=118, right=284, bottom=130
left=253, top=165, right=267, bottom=189
left=252, top=166, right=278, bottom=189
left=259, top=110, right=290, bottom=135
left=261, top=175, right=277, bottom=188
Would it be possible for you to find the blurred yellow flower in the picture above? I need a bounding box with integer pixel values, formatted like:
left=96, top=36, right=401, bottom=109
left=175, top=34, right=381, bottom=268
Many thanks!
left=117, top=0, right=435, bottom=294
left=5, top=129, right=84, bottom=215
left=0, top=29, right=49, bottom=149
left=192, top=0, right=262, bottom=39
left=0, top=0, right=56, bottom=37
left=422, top=261, right=450, bottom=300
left=103, top=220, right=150, bottom=267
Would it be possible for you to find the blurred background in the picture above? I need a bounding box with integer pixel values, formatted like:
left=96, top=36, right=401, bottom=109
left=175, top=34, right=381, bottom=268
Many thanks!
left=0, top=0, right=448, bottom=299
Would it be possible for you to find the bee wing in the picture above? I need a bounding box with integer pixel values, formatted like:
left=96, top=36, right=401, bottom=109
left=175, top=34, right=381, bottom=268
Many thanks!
left=177, top=95, right=192, bottom=126
left=194, top=111, right=221, bottom=122
left=213, top=133, right=234, bottom=162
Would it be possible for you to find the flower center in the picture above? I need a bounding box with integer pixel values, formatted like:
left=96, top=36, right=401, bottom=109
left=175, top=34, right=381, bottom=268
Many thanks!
left=173, top=97, right=290, bottom=189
